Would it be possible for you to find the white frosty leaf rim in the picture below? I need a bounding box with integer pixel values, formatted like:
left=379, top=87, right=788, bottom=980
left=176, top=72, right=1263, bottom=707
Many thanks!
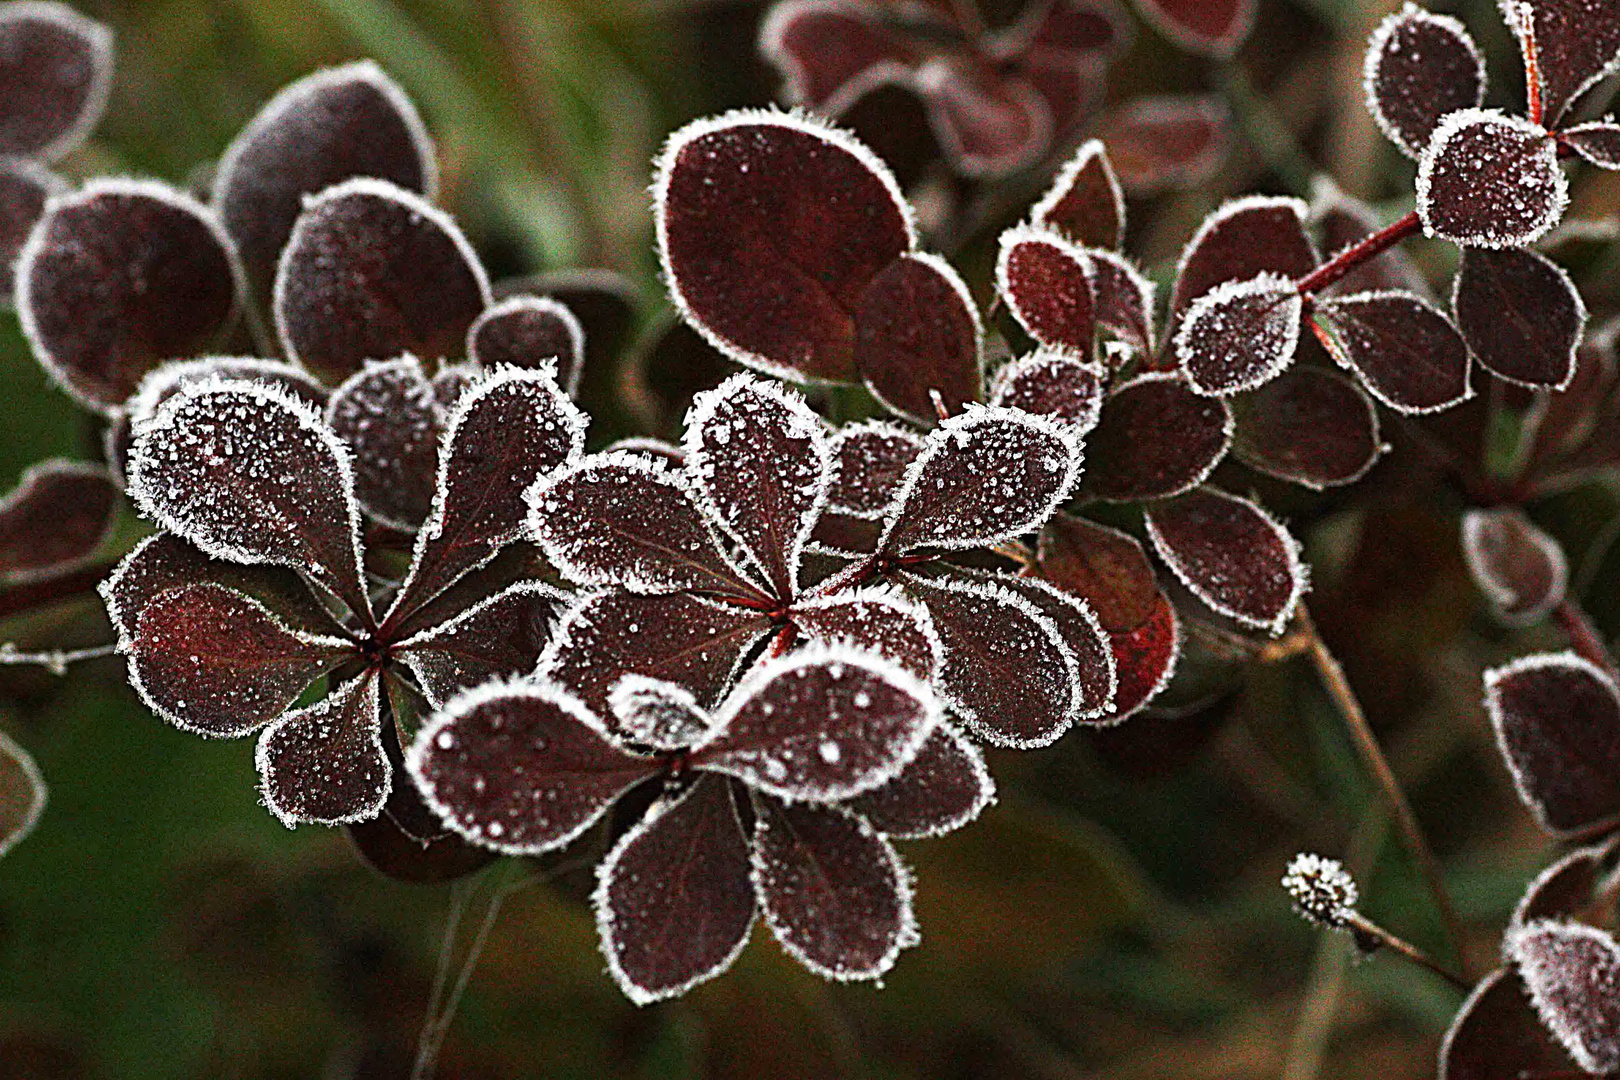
left=1495, top=0, right=1620, bottom=126
left=1414, top=108, right=1569, bottom=250
left=270, top=175, right=493, bottom=372
left=1143, top=487, right=1309, bottom=636
left=1311, top=288, right=1476, bottom=414
left=0, top=725, right=46, bottom=858
left=995, top=221, right=1097, bottom=351
left=392, top=578, right=571, bottom=708
left=466, top=294, right=587, bottom=397
left=1509, top=842, right=1618, bottom=930
left=1505, top=917, right=1620, bottom=1074
left=789, top=582, right=947, bottom=680
left=1103, top=593, right=1182, bottom=724
left=0, top=2, right=115, bottom=162
left=15, top=177, right=249, bottom=416
left=1361, top=3, right=1487, bottom=159
left=1561, top=121, right=1620, bottom=169
left=1460, top=507, right=1570, bottom=627
left=994, top=569, right=1119, bottom=720
left=128, top=356, right=325, bottom=433
left=1086, top=247, right=1159, bottom=355
left=322, top=354, right=442, bottom=534
left=1171, top=193, right=1314, bottom=314
left=860, top=251, right=986, bottom=426
left=1030, top=138, right=1126, bottom=248
left=0, top=457, right=118, bottom=586
left=254, top=670, right=389, bottom=828
left=1131, top=0, right=1257, bottom=58
left=825, top=419, right=926, bottom=520
left=652, top=106, right=917, bottom=386
left=877, top=403, right=1085, bottom=556
left=987, top=345, right=1107, bottom=435
left=856, top=719, right=996, bottom=839
left=0, top=157, right=65, bottom=314
left=1173, top=271, right=1305, bottom=398
left=1437, top=967, right=1511, bottom=1080
left=1450, top=247, right=1586, bottom=393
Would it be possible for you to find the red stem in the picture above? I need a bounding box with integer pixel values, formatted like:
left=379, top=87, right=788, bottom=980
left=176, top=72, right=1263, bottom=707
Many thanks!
left=1295, top=211, right=1423, bottom=296
left=1555, top=600, right=1617, bottom=680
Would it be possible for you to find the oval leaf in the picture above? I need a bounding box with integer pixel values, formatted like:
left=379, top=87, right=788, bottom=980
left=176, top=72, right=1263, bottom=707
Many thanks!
left=256, top=671, right=389, bottom=827
left=1100, top=94, right=1231, bottom=193
left=1363, top=5, right=1487, bottom=158
left=1416, top=109, right=1566, bottom=248
left=325, top=356, right=443, bottom=531
left=0, top=459, right=117, bottom=584
left=1080, top=372, right=1233, bottom=501
left=1561, top=121, right=1620, bottom=169
left=1461, top=507, right=1568, bottom=626
left=1170, top=195, right=1316, bottom=318
left=1145, top=487, right=1305, bottom=635
left=825, top=420, right=924, bottom=519
left=0, top=1, right=112, bottom=160
left=1440, top=967, right=1581, bottom=1080
left=1500, top=0, right=1620, bottom=127
left=395, top=580, right=566, bottom=709
left=0, top=729, right=46, bottom=859
left=1130, top=0, right=1255, bottom=56
left=1505, top=920, right=1620, bottom=1075
left=855, top=252, right=983, bottom=423
left=1037, top=512, right=1160, bottom=633
left=1232, top=365, right=1384, bottom=488
left=997, top=224, right=1096, bottom=353
left=845, top=722, right=994, bottom=839
left=466, top=295, right=585, bottom=396
left=1310, top=290, right=1472, bottom=414
left=1453, top=247, right=1584, bottom=390
left=1175, top=272, right=1303, bottom=396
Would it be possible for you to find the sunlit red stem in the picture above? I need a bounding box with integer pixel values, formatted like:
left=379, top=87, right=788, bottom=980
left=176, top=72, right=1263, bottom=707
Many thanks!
left=1555, top=600, right=1618, bottom=681
left=1294, top=212, right=1422, bottom=296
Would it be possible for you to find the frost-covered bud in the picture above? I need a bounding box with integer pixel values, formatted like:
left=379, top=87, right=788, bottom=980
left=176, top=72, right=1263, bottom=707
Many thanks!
left=1283, top=853, right=1359, bottom=929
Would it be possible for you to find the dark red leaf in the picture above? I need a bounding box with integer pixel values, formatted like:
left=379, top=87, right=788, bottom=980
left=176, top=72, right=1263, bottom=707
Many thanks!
left=997, top=224, right=1096, bottom=353
left=1440, top=967, right=1581, bottom=1080
left=1453, top=247, right=1585, bottom=390
left=0, top=728, right=45, bottom=858
left=757, top=0, right=922, bottom=114
left=1037, top=512, right=1160, bottom=633
left=988, top=571, right=1117, bottom=720
left=1505, top=920, right=1620, bottom=1074
left=16, top=179, right=243, bottom=412
left=789, top=587, right=942, bottom=679
left=1080, top=371, right=1233, bottom=501
left=1415, top=110, right=1566, bottom=248
left=655, top=111, right=914, bottom=383
left=466, top=295, right=586, bottom=396
left=879, top=406, right=1081, bottom=556
left=751, top=796, right=916, bottom=981
left=1087, top=249, right=1157, bottom=357
left=273, top=178, right=490, bottom=385
left=1231, top=365, right=1384, bottom=488
left=1308, top=178, right=1430, bottom=297
left=129, top=582, right=351, bottom=738
left=1310, top=290, right=1472, bottom=413
left=257, top=670, right=390, bottom=826
left=999, top=0, right=1134, bottom=58
left=1502, top=0, right=1620, bottom=127
left=1170, top=195, right=1317, bottom=319
left=595, top=775, right=756, bottom=1003
left=988, top=348, right=1104, bottom=431
left=826, top=421, right=924, bottom=518
left=1032, top=138, right=1124, bottom=249
left=495, top=268, right=640, bottom=399
left=0, top=2, right=112, bottom=159
left=408, top=680, right=657, bottom=852
left=1175, top=273, right=1303, bottom=396
left=1362, top=5, right=1486, bottom=158
left=1513, top=845, right=1613, bottom=927
left=1461, top=508, right=1568, bottom=625
left=0, top=158, right=60, bottom=302
left=0, top=460, right=116, bottom=583
left=126, top=357, right=328, bottom=428
left=846, top=722, right=992, bottom=838
left=809, top=511, right=884, bottom=556
left=606, top=676, right=717, bottom=751
left=1014, top=36, right=1110, bottom=139
left=324, top=356, right=443, bottom=530
left=854, top=252, right=983, bottom=423
left=1561, top=122, right=1620, bottom=169
left=1100, top=590, right=1179, bottom=720
left=1484, top=652, right=1620, bottom=837
left=914, top=61, right=1052, bottom=177
left=395, top=580, right=566, bottom=708
left=214, top=61, right=435, bottom=310
left=1145, top=487, right=1304, bottom=634
left=1099, top=94, right=1231, bottom=193
left=347, top=809, right=496, bottom=884
left=1130, top=0, right=1255, bottom=56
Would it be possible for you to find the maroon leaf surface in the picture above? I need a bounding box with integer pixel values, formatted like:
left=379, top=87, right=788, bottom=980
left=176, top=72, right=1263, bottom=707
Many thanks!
left=1440, top=968, right=1581, bottom=1080
left=914, top=60, right=1053, bottom=177
left=757, top=0, right=921, bottom=115
left=826, top=421, right=924, bottom=518
left=0, top=460, right=117, bottom=583
left=0, top=158, right=60, bottom=302
left=1145, top=487, right=1304, bottom=634
left=1231, top=366, right=1383, bottom=488
left=1461, top=508, right=1568, bottom=626
left=1175, top=273, right=1303, bottom=396
left=1505, top=920, right=1620, bottom=1074
left=1453, top=247, right=1585, bottom=390
left=1308, top=179, right=1429, bottom=297
left=0, top=2, right=112, bottom=159
left=274, top=178, right=490, bottom=385
left=16, top=179, right=242, bottom=412
left=790, top=587, right=942, bottom=679
left=1501, top=0, right=1620, bottom=126
left=1079, top=372, right=1233, bottom=501
left=1416, top=110, right=1566, bottom=248
left=257, top=671, right=389, bottom=827
left=1086, top=249, right=1157, bottom=356
left=1129, top=0, right=1255, bottom=56
left=466, top=295, right=586, bottom=395
left=1171, top=195, right=1317, bottom=319
left=1561, top=122, right=1620, bottom=169
left=846, top=722, right=993, bottom=838
left=1100, top=590, right=1179, bottom=720
left=1362, top=5, right=1486, bottom=158
left=1099, top=94, right=1231, bottom=193
left=1513, top=845, right=1612, bottom=927
left=595, top=775, right=756, bottom=1004
left=989, top=571, right=1117, bottom=720
left=1310, top=290, right=1472, bottom=413
left=988, top=349, right=1104, bottom=432
left=0, top=729, right=46, bottom=859
left=325, top=356, right=443, bottom=530
left=997, top=224, right=1096, bottom=353
left=395, top=580, right=565, bottom=708
left=854, top=252, right=983, bottom=422
left=1038, top=512, right=1161, bottom=633
left=1032, top=138, right=1125, bottom=249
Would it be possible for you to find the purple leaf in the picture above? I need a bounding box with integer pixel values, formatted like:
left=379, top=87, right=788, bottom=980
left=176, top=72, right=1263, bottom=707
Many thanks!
left=1170, top=195, right=1316, bottom=319
left=1461, top=508, right=1568, bottom=626
left=1415, top=109, right=1567, bottom=248
left=879, top=406, right=1081, bottom=556
left=1484, top=652, right=1620, bottom=837
left=1440, top=967, right=1582, bottom=1080
left=0, top=158, right=61, bottom=302
left=256, top=671, right=389, bottom=827
left=1231, top=366, right=1384, bottom=489
left=1452, top=247, right=1585, bottom=390
left=408, top=680, right=657, bottom=853
left=1362, top=4, right=1486, bottom=159
left=1099, top=589, right=1180, bottom=720
left=1032, top=138, right=1125, bottom=249
left=466, top=295, right=586, bottom=396
left=214, top=61, right=435, bottom=310
left=997, top=224, right=1096, bottom=353
left=1310, top=290, right=1472, bottom=414
left=0, top=728, right=45, bottom=859
left=0, top=2, right=112, bottom=159
left=1129, top=0, right=1255, bottom=56
left=325, top=356, right=443, bottom=531
left=127, top=378, right=373, bottom=622
left=988, top=348, right=1104, bottom=432
left=1308, top=178, right=1430, bottom=297
left=751, top=796, right=917, bottom=981
left=16, top=179, right=243, bottom=412
left=595, top=775, right=756, bottom=1004
left=692, top=642, right=939, bottom=803
left=655, top=110, right=914, bottom=384
left=394, top=580, right=566, bottom=709
left=1145, top=487, right=1305, bottom=635
left=1513, top=845, right=1612, bottom=927
left=1100, top=94, right=1232, bottom=193
left=1498, top=0, right=1620, bottom=127
left=810, top=510, right=885, bottom=557
left=854, top=252, right=983, bottom=424
left=1087, top=248, right=1157, bottom=357
left=757, top=0, right=921, bottom=115
left=846, top=722, right=993, bottom=838
left=825, top=420, right=924, bottom=519
left=129, top=582, right=352, bottom=738
left=1037, top=512, right=1161, bottom=633
left=1079, top=371, right=1233, bottom=501
left=1560, top=121, right=1620, bottom=169
left=0, top=459, right=117, bottom=583
left=273, top=177, right=490, bottom=385
left=789, top=586, right=943, bottom=679
left=607, top=676, right=718, bottom=752
left=682, top=373, right=831, bottom=599
left=1174, top=272, right=1303, bottom=396
left=986, top=571, right=1117, bottom=721
left=1505, top=920, right=1620, bottom=1075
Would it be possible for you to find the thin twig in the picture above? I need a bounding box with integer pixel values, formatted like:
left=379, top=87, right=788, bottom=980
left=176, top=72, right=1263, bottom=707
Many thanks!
left=1343, top=911, right=1470, bottom=990
left=1295, top=212, right=1422, bottom=295
left=0, top=641, right=118, bottom=675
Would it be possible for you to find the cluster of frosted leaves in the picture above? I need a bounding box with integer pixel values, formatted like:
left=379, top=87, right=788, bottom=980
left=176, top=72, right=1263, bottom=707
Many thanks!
left=408, top=641, right=987, bottom=1001
left=107, top=365, right=583, bottom=832
left=1498, top=0, right=1620, bottom=128
left=0, top=727, right=46, bottom=859
left=1460, top=507, right=1568, bottom=626
left=1483, top=651, right=1620, bottom=837
left=1362, top=5, right=1486, bottom=159
left=997, top=218, right=1156, bottom=363
left=1416, top=110, right=1567, bottom=249
left=0, top=459, right=118, bottom=584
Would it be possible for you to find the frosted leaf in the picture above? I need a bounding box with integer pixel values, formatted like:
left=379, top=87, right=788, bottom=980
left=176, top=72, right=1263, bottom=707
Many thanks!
left=1170, top=195, right=1316, bottom=319
left=273, top=177, right=490, bottom=385
left=1037, top=512, right=1161, bottom=634
left=16, top=179, right=243, bottom=412
left=1146, top=487, right=1305, bottom=635
left=129, top=582, right=352, bottom=738
left=213, top=61, right=435, bottom=310
left=854, top=251, right=984, bottom=424
left=595, top=775, right=756, bottom=1005
left=692, top=641, right=939, bottom=803
left=1231, top=366, right=1385, bottom=489
left=0, top=459, right=117, bottom=584
left=407, top=679, right=658, bottom=854
left=980, top=570, right=1117, bottom=721
left=996, top=223, right=1096, bottom=353
left=126, top=356, right=327, bottom=430
left=1453, top=247, right=1585, bottom=390
left=1440, top=967, right=1582, bottom=1080
left=1031, top=138, right=1125, bottom=249
left=988, top=348, right=1105, bottom=433
left=682, top=373, right=832, bottom=600
left=0, top=157, right=61, bottom=303
left=466, top=295, right=586, bottom=397
left=394, top=580, right=567, bottom=709
left=897, top=572, right=1080, bottom=748
left=1099, top=93, right=1232, bottom=193
left=1100, top=590, right=1180, bottom=721
left=1079, top=371, right=1233, bottom=502
left=1175, top=273, right=1302, bottom=396
left=126, top=378, right=373, bottom=622
left=1484, top=652, right=1620, bottom=837
left=527, top=452, right=768, bottom=603
left=324, top=356, right=443, bottom=531
left=0, top=2, right=112, bottom=160
left=1513, top=845, right=1613, bottom=928
left=846, top=721, right=993, bottom=839
left=790, top=586, right=943, bottom=680
left=256, top=670, right=389, bottom=827
left=1310, top=290, right=1472, bottom=414
left=826, top=420, right=925, bottom=519
left=346, top=796, right=496, bottom=885
left=391, top=365, right=587, bottom=620
left=1506, top=920, right=1620, bottom=1075
left=1362, top=4, right=1487, bottom=159
left=654, top=108, right=914, bottom=384
left=878, top=406, right=1082, bottom=556
left=0, top=727, right=45, bottom=859
left=1086, top=248, right=1157, bottom=356
left=538, top=590, right=772, bottom=724
left=607, top=675, right=718, bottom=752
left=603, top=437, right=685, bottom=467
left=1415, top=109, right=1567, bottom=249
left=1461, top=508, right=1568, bottom=626
left=1130, top=0, right=1255, bottom=57
left=431, top=362, right=477, bottom=409
left=1496, top=0, right=1620, bottom=127
left=1308, top=177, right=1430, bottom=297
left=1561, top=121, right=1620, bottom=169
